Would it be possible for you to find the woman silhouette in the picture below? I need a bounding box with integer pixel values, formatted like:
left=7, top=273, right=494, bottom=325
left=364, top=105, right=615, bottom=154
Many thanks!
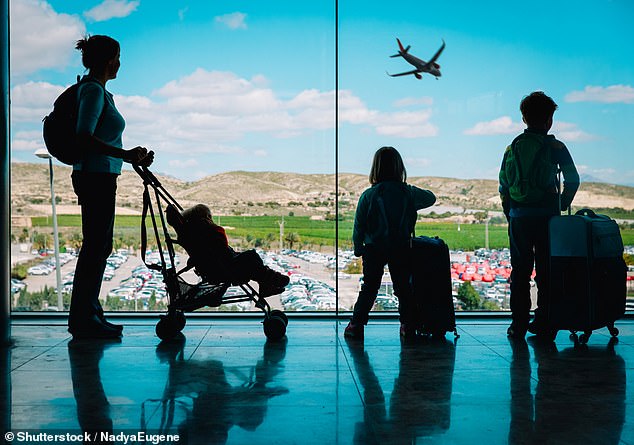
left=68, top=35, right=153, bottom=339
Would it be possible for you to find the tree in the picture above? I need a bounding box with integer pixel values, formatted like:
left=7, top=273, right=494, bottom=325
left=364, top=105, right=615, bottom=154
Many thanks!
left=18, top=228, right=29, bottom=243
left=284, top=232, right=300, bottom=250
left=473, top=211, right=489, bottom=223
left=67, top=231, right=83, bottom=251
left=344, top=258, right=362, bottom=274
left=457, top=281, right=481, bottom=310
left=481, top=300, right=500, bottom=310
left=33, top=232, right=52, bottom=251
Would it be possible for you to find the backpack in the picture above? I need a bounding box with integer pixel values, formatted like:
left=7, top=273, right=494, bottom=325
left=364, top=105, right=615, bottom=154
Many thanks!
left=42, top=77, right=104, bottom=165
left=367, top=184, right=415, bottom=249
left=502, top=132, right=557, bottom=204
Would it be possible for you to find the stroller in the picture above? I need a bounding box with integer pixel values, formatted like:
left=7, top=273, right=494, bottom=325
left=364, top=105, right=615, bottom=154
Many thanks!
left=134, top=165, right=288, bottom=341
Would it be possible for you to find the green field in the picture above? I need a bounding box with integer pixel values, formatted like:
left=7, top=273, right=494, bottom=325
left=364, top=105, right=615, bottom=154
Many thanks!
left=30, top=214, right=634, bottom=251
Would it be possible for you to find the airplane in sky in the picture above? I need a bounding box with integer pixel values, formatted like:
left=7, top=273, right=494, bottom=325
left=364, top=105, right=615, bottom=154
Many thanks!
left=387, top=38, right=445, bottom=79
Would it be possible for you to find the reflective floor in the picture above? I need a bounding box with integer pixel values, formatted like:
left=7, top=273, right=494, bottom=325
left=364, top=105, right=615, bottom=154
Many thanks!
left=2, top=318, right=634, bottom=444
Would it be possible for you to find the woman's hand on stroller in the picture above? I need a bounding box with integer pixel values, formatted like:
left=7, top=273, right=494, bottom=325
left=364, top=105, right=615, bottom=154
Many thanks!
left=124, top=146, right=154, bottom=167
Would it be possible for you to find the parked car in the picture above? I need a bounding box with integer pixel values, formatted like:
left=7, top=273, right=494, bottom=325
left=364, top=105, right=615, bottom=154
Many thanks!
left=11, top=278, right=26, bottom=293
left=27, top=265, right=51, bottom=275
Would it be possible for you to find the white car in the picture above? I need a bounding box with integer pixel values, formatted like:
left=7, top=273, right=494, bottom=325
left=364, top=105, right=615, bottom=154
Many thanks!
left=27, top=266, right=51, bottom=275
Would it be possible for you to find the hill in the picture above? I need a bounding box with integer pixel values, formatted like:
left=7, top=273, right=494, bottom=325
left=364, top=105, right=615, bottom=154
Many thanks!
left=10, top=162, right=634, bottom=219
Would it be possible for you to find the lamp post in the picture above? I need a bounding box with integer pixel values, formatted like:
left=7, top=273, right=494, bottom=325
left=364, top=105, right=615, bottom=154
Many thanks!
left=34, top=149, right=63, bottom=311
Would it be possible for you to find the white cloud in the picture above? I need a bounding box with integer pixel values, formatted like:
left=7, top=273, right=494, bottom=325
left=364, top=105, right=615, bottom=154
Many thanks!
left=11, top=69, right=439, bottom=160
left=84, top=0, right=139, bottom=22
left=9, top=0, right=85, bottom=76
left=11, top=137, right=44, bottom=152
left=169, top=159, right=199, bottom=169
left=464, top=116, right=598, bottom=142
left=393, top=97, right=434, bottom=108
left=551, top=121, right=598, bottom=142
left=10, top=81, right=64, bottom=122
left=464, top=116, right=523, bottom=135
left=565, top=85, right=634, bottom=104
left=338, top=91, right=438, bottom=138
left=215, top=12, right=247, bottom=30
left=372, top=110, right=437, bottom=138
left=405, top=157, right=432, bottom=168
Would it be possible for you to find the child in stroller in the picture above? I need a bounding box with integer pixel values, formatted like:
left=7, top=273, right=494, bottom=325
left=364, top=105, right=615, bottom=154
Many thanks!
left=175, top=204, right=290, bottom=296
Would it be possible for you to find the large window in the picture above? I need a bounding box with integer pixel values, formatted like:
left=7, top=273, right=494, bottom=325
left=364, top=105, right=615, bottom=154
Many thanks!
left=9, top=0, right=634, bottom=313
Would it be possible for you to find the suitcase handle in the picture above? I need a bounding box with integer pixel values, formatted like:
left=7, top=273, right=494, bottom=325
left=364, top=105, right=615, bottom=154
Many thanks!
left=575, top=208, right=597, bottom=218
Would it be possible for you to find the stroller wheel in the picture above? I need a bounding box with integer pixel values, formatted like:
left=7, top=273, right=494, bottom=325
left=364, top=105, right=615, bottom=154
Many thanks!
left=156, top=315, right=180, bottom=341
left=263, top=315, right=286, bottom=341
left=270, top=309, right=288, bottom=326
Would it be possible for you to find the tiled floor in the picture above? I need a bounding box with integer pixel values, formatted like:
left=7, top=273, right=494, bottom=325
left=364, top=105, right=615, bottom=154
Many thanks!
left=2, top=318, right=634, bottom=444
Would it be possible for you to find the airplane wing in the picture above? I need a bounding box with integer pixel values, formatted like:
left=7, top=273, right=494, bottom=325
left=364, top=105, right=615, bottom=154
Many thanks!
left=386, top=69, right=421, bottom=77
left=427, top=39, right=446, bottom=65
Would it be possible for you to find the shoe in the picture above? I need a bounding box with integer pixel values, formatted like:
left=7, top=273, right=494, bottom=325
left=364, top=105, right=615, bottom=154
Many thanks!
left=270, top=270, right=290, bottom=288
left=399, top=323, right=416, bottom=339
left=258, top=282, right=286, bottom=298
left=97, top=309, right=123, bottom=332
left=344, top=321, right=364, bottom=339
left=507, top=323, right=527, bottom=339
left=69, top=315, right=122, bottom=340
left=527, top=319, right=557, bottom=341
left=527, top=318, right=542, bottom=335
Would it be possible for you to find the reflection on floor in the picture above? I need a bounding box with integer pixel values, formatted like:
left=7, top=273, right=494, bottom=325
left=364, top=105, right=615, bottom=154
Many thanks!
left=2, top=319, right=633, bottom=444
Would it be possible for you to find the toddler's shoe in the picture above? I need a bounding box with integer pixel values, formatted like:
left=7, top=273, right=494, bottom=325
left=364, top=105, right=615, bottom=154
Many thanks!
left=271, top=271, right=290, bottom=288
left=258, top=282, right=286, bottom=298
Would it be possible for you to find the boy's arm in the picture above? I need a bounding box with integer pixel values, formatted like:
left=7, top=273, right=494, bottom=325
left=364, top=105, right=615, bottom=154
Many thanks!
left=553, top=141, right=580, bottom=211
left=498, top=146, right=512, bottom=220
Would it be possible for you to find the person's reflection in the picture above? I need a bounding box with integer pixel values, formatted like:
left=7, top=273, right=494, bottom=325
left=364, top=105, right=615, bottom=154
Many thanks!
left=509, top=338, right=626, bottom=444
left=68, top=338, right=121, bottom=444
left=346, top=338, right=456, bottom=444
left=507, top=338, right=534, bottom=444
left=149, top=335, right=288, bottom=444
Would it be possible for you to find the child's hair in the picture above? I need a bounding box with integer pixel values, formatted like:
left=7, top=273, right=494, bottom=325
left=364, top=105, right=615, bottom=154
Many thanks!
left=75, top=35, right=120, bottom=74
left=520, top=91, right=558, bottom=128
left=182, top=204, right=213, bottom=222
left=369, top=146, right=407, bottom=184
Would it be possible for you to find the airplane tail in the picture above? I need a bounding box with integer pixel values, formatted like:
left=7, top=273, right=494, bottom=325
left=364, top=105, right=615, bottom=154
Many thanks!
left=390, top=38, right=410, bottom=57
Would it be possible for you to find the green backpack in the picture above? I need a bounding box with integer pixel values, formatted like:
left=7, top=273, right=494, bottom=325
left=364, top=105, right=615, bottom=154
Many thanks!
left=502, top=132, right=557, bottom=204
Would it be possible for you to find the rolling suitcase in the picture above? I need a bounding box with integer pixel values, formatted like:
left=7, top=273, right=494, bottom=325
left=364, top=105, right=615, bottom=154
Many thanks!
left=548, top=208, right=627, bottom=343
left=410, top=236, right=459, bottom=338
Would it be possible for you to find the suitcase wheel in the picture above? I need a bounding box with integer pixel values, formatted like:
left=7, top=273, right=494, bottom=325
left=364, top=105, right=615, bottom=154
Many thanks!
left=578, top=331, right=591, bottom=345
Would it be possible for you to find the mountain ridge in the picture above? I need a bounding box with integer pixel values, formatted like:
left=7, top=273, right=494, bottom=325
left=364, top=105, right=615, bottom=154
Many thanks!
left=10, top=162, right=634, bottom=218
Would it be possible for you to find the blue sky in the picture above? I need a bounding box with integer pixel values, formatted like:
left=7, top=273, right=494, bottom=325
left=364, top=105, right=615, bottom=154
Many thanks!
left=9, top=0, right=634, bottom=185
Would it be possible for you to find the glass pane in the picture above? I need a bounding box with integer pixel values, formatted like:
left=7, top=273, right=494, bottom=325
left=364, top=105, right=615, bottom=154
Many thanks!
left=10, top=1, right=336, bottom=313
left=338, top=0, right=634, bottom=314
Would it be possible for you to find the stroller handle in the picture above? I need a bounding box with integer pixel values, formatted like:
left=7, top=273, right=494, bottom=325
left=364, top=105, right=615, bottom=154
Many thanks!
left=134, top=164, right=183, bottom=212
left=133, top=164, right=161, bottom=187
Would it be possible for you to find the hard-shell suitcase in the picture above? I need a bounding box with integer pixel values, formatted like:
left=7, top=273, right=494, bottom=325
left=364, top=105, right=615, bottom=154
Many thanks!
left=548, top=208, right=627, bottom=343
left=410, top=236, right=459, bottom=338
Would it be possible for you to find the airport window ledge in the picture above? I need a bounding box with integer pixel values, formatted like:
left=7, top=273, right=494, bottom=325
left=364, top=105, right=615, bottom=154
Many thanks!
left=9, top=310, right=634, bottom=322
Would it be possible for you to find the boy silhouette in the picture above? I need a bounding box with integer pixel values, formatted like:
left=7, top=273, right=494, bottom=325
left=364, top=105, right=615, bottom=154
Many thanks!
left=499, top=91, right=579, bottom=339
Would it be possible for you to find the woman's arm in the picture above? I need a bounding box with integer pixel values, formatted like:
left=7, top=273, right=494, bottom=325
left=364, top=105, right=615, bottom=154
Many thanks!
left=76, top=133, right=153, bottom=165
left=76, top=82, right=153, bottom=165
